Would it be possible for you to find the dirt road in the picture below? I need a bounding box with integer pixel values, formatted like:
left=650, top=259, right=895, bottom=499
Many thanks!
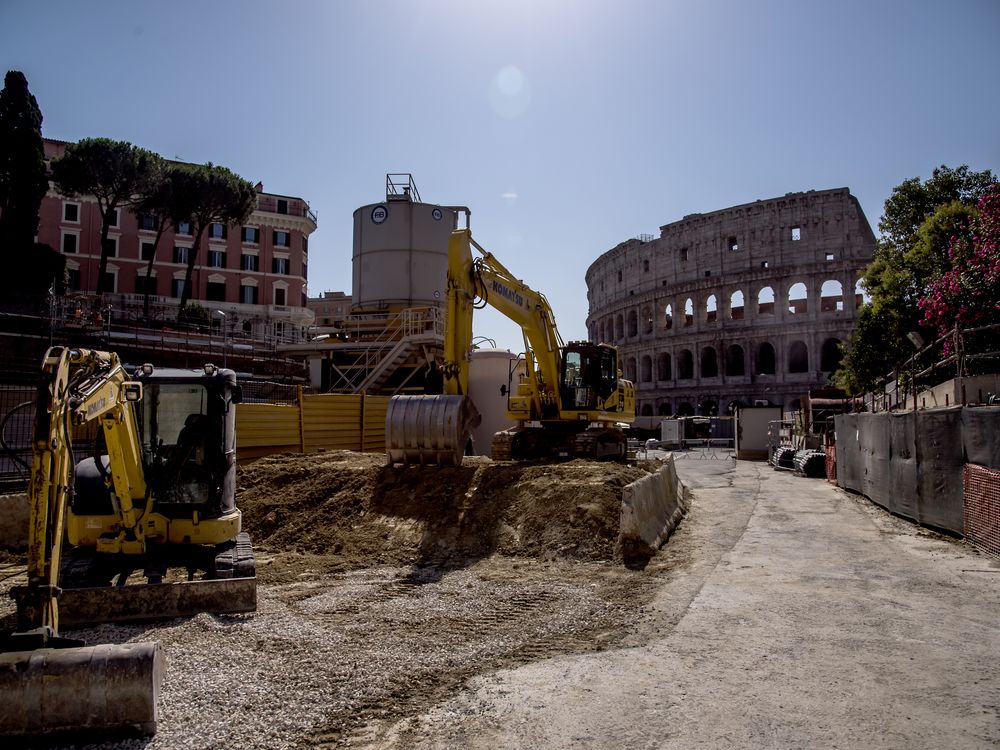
left=376, top=456, right=1000, bottom=749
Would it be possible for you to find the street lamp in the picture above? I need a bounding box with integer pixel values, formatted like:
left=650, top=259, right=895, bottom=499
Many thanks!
left=214, top=310, right=227, bottom=368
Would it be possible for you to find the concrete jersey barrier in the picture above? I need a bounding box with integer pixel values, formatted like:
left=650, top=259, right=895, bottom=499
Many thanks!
left=619, top=456, right=689, bottom=564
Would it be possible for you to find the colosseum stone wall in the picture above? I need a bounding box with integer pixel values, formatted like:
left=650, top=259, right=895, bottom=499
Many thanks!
left=585, top=188, right=876, bottom=416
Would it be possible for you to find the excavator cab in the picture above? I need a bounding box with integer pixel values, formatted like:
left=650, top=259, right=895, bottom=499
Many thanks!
left=559, top=343, right=619, bottom=412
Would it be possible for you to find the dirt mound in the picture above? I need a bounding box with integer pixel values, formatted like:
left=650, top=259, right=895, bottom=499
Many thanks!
left=237, top=451, right=650, bottom=569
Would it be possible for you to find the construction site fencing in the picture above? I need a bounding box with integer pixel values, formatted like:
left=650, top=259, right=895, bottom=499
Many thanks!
left=835, top=407, right=1000, bottom=535
left=964, top=464, right=1000, bottom=558
left=236, top=393, right=390, bottom=461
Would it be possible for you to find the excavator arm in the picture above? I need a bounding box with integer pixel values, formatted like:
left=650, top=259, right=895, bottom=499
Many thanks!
left=441, top=230, right=563, bottom=418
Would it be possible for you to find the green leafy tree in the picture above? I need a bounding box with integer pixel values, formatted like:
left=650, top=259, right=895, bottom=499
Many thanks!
left=170, top=163, right=256, bottom=314
left=132, top=163, right=191, bottom=318
left=51, top=138, right=163, bottom=296
left=838, top=165, right=996, bottom=392
left=0, top=70, right=49, bottom=279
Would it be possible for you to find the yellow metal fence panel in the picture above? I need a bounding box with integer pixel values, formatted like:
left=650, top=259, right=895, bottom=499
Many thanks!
left=362, top=395, right=390, bottom=453
left=301, top=394, right=364, bottom=452
left=236, top=403, right=302, bottom=460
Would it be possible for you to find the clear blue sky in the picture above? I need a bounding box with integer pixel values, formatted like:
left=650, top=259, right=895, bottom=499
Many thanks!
left=3, top=0, right=998, bottom=351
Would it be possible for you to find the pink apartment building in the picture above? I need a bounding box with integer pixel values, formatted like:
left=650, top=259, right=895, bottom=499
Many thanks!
left=36, top=139, right=317, bottom=342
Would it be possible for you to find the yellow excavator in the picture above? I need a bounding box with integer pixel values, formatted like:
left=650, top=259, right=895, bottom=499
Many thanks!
left=386, top=228, right=635, bottom=465
left=0, top=347, right=255, bottom=738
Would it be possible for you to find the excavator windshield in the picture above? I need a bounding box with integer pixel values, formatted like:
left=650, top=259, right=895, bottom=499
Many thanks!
left=139, top=383, right=224, bottom=513
left=559, top=344, right=618, bottom=410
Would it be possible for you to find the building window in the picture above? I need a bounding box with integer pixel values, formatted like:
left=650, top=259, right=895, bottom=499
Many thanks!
left=135, top=272, right=157, bottom=296
left=302, top=236, right=308, bottom=253
left=680, top=247, right=688, bottom=262
left=141, top=241, right=157, bottom=261
left=791, top=226, right=801, bottom=241
left=206, top=281, right=226, bottom=302
left=825, top=252, right=834, bottom=261
left=173, top=246, right=189, bottom=264
left=208, top=250, right=226, bottom=268
left=172, top=278, right=187, bottom=298
left=176, top=220, right=192, bottom=236
left=108, top=208, right=119, bottom=228
left=67, top=267, right=81, bottom=290
left=61, top=232, right=78, bottom=254
left=242, top=226, right=259, bottom=244
left=137, top=212, right=157, bottom=231
left=101, top=269, right=117, bottom=293
left=272, top=256, right=289, bottom=275
left=63, top=202, right=79, bottom=223
left=277, top=199, right=288, bottom=215
left=102, top=236, right=118, bottom=258
left=760, top=260, right=769, bottom=269
left=241, top=284, right=258, bottom=305
left=241, top=253, right=259, bottom=272
left=208, top=222, right=227, bottom=240
left=728, top=236, right=738, bottom=252
left=617, top=269, right=622, bottom=283
left=274, top=287, right=287, bottom=306
left=643, top=259, right=649, bottom=273
left=273, top=230, right=290, bottom=248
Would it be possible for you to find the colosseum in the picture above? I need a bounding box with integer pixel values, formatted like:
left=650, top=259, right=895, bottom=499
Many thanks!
left=585, top=188, right=876, bottom=417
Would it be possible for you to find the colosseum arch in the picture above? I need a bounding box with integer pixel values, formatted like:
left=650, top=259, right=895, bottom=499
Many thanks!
left=625, top=356, right=637, bottom=382
left=657, top=352, right=672, bottom=381
left=788, top=340, right=809, bottom=373
left=787, top=282, right=808, bottom=315
left=627, top=309, right=638, bottom=338
left=677, top=349, right=694, bottom=379
left=730, top=290, right=745, bottom=320
left=699, top=399, right=718, bottom=416
left=725, top=344, right=745, bottom=376
left=676, top=402, right=694, bottom=417
left=701, top=346, right=718, bottom=378
left=757, top=342, right=776, bottom=375
left=757, top=286, right=775, bottom=315
left=664, top=303, right=673, bottom=329
left=821, top=280, right=844, bottom=312
left=855, top=279, right=867, bottom=308
left=706, top=294, right=718, bottom=323
left=642, top=304, right=654, bottom=334
left=615, top=314, right=624, bottom=341
left=658, top=402, right=671, bottom=416
left=640, top=404, right=653, bottom=416
left=641, top=354, right=653, bottom=382
left=683, top=298, right=694, bottom=326
left=821, top=337, right=843, bottom=372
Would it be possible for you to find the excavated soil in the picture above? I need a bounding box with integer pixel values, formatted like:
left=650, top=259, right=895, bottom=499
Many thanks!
left=238, top=451, right=652, bottom=579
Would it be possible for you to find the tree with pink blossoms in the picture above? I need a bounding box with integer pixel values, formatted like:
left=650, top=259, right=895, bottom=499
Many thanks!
left=919, top=186, right=1000, bottom=354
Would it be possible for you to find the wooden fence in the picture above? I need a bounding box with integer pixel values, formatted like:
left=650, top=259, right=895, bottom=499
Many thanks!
left=236, top=392, right=390, bottom=461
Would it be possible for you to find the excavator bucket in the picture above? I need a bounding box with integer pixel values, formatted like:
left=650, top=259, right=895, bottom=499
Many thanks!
left=386, top=395, right=481, bottom=466
left=0, top=641, right=164, bottom=737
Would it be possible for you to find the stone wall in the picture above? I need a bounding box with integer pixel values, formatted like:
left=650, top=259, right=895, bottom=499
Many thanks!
left=586, top=188, right=876, bottom=415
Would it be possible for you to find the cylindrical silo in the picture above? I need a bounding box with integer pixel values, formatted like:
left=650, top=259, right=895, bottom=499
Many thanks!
left=352, top=190, right=458, bottom=314
left=468, top=349, right=524, bottom=457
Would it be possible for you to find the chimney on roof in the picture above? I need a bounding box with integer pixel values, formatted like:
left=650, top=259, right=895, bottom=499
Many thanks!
left=254, top=181, right=263, bottom=193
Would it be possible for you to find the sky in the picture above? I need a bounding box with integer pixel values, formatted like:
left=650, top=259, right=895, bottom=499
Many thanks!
left=2, top=0, right=998, bottom=352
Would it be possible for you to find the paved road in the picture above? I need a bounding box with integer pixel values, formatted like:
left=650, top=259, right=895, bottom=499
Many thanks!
left=383, top=456, right=1000, bottom=749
